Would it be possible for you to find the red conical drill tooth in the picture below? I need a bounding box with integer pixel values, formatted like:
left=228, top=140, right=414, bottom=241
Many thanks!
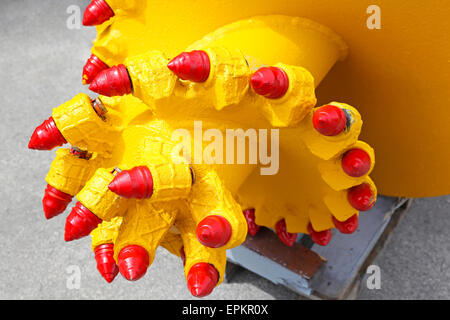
left=108, top=166, right=153, bottom=199
left=64, top=202, right=102, bottom=242
left=89, top=64, right=132, bottom=97
left=94, top=243, right=119, bottom=283
left=117, top=245, right=149, bottom=281
left=28, top=117, right=67, bottom=150
left=82, top=0, right=114, bottom=26
left=82, top=54, right=109, bottom=85
left=196, top=215, right=232, bottom=248
left=275, top=219, right=298, bottom=247
left=250, top=67, right=289, bottom=99
left=307, top=224, right=332, bottom=246
left=347, top=183, right=376, bottom=211
left=243, top=208, right=260, bottom=237
left=187, top=263, right=219, bottom=298
left=312, top=105, right=348, bottom=136
left=342, top=149, right=371, bottom=177
left=167, top=50, right=211, bottom=82
left=42, top=184, right=73, bottom=220
left=333, top=215, right=359, bottom=234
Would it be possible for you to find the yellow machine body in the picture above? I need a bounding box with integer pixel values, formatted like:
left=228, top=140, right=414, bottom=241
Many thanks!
left=91, top=0, right=450, bottom=198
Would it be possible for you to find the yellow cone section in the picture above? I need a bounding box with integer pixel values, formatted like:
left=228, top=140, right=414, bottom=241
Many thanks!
left=52, top=94, right=122, bottom=156
left=83, top=11, right=378, bottom=234
left=76, top=168, right=128, bottom=221
left=46, top=149, right=103, bottom=196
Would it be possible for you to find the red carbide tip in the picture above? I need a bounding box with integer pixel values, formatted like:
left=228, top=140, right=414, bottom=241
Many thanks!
left=333, top=215, right=359, bottom=234
left=94, top=243, right=119, bottom=283
left=250, top=67, right=289, bottom=99
left=348, top=183, right=376, bottom=211
left=307, top=224, right=332, bottom=246
left=243, top=208, right=260, bottom=237
left=83, top=0, right=114, bottom=26
left=312, top=105, right=347, bottom=136
left=117, top=245, right=149, bottom=281
left=43, top=184, right=73, bottom=219
left=342, top=149, right=372, bottom=177
left=196, top=215, right=232, bottom=248
left=28, top=117, right=67, bottom=150
left=82, top=54, right=109, bottom=85
left=187, top=263, right=219, bottom=298
left=167, top=50, right=210, bottom=82
left=275, top=219, right=297, bottom=247
left=64, top=202, right=102, bottom=242
left=108, top=166, right=153, bottom=199
left=89, top=64, right=132, bottom=97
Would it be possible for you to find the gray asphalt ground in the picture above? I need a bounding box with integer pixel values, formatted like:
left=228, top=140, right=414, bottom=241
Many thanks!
left=0, top=0, right=448, bottom=300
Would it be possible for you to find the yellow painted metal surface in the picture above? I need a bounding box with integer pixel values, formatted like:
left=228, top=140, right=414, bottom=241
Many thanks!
left=46, top=148, right=103, bottom=196
left=52, top=93, right=122, bottom=156
left=77, top=167, right=128, bottom=221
